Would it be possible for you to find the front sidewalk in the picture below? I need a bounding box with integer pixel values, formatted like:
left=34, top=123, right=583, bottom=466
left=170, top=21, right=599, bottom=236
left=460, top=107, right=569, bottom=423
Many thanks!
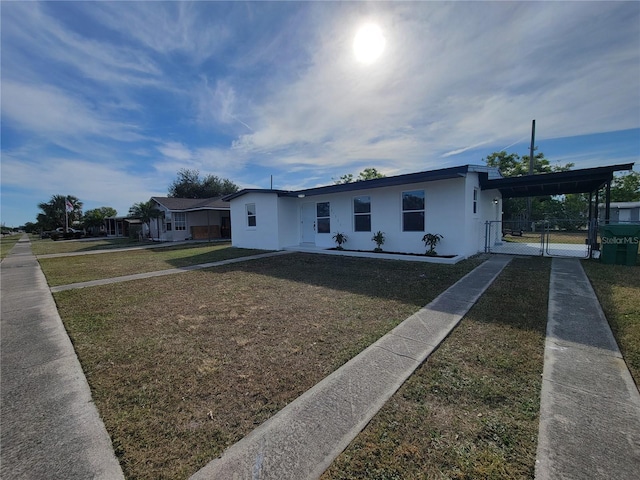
left=1, top=235, right=124, bottom=479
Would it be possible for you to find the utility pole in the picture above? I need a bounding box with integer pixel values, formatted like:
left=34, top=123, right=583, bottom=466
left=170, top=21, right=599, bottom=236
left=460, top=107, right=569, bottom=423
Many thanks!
left=529, top=119, right=535, bottom=175
left=527, top=120, right=535, bottom=228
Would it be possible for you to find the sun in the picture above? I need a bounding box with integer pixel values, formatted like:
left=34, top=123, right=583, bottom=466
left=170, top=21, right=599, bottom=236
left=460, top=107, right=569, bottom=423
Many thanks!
left=353, top=24, right=386, bottom=64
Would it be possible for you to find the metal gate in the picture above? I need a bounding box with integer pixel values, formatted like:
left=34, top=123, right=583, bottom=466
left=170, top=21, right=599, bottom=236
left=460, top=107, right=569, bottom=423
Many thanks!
left=485, top=219, right=594, bottom=258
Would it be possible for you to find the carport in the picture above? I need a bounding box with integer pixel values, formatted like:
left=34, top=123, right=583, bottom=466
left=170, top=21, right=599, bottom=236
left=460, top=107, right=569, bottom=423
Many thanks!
left=479, top=163, right=635, bottom=257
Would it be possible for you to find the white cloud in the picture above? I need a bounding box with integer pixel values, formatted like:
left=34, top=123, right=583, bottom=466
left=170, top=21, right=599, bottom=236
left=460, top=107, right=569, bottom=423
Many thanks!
left=1, top=81, right=145, bottom=143
left=229, top=1, right=639, bottom=173
left=81, top=2, right=231, bottom=64
left=1, top=153, right=163, bottom=222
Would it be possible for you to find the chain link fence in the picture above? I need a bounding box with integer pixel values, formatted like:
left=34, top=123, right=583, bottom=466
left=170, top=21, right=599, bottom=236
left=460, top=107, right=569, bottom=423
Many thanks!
left=485, top=219, right=593, bottom=258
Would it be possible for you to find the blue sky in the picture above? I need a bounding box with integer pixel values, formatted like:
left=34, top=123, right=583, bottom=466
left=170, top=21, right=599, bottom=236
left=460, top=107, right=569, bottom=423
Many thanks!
left=1, top=1, right=639, bottom=227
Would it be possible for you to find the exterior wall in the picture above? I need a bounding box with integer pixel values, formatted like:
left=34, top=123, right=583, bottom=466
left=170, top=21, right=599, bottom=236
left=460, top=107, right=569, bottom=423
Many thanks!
left=598, top=205, right=640, bottom=223
left=277, top=197, right=299, bottom=248
left=229, top=176, right=501, bottom=256
left=230, top=192, right=281, bottom=250
left=150, top=208, right=231, bottom=242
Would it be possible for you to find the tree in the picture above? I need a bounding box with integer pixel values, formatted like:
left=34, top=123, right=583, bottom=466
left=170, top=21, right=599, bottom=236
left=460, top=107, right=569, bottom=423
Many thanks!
left=36, top=195, right=83, bottom=231
left=484, top=150, right=574, bottom=177
left=128, top=200, right=162, bottom=240
left=83, top=207, right=117, bottom=233
left=483, top=151, right=578, bottom=222
left=334, top=168, right=386, bottom=184
left=168, top=169, right=239, bottom=198
left=22, top=222, right=38, bottom=233
left=609, top=171, right=640, bottom=202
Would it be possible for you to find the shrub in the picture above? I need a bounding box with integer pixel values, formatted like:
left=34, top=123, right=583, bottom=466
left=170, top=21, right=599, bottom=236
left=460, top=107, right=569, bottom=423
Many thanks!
left=372, top=231, right=385, bottom=252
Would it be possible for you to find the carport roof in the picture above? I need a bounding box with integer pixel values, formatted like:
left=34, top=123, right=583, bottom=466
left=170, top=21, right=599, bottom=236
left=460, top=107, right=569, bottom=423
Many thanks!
left=480, top=163, right=634, bottom=198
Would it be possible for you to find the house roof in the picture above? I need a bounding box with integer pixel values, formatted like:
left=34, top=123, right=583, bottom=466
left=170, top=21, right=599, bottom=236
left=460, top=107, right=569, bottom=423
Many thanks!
left=151, top=196, right=230, bottom=211
left=598, top=201, right=640, bottom=209
left=480, top=163, right=635, bottom=198
left=223, top=164, right=501, bottom=201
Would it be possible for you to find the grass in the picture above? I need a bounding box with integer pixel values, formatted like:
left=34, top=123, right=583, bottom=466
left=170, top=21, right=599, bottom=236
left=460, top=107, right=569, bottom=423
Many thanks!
left=38, top=243, right=265, bottom=286
left=502, top=231, right=589, bottom=245
left=582, top=259, right=640, bottom=386
left=29, top=235, right=142, bottom=255
left=0, top=234, right=22, bottom=260
left=53, top=253, right=484, bottom=479
left=322, top=257, right=550, bottom=480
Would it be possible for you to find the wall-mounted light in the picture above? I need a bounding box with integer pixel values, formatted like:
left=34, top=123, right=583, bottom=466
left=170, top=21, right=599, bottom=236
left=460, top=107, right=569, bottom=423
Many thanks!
left=493, top=198, right=499, bottom=205
left=298, top=194, right=306, bottom=198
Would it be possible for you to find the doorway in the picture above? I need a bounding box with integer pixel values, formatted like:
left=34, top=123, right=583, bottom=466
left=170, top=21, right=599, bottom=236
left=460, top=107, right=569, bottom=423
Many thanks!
left=301, top=203, right=315, bottom=244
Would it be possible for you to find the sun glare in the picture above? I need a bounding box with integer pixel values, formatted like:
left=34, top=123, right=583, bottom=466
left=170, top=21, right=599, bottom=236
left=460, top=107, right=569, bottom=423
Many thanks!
left=353, top=24, right=386, bottom=64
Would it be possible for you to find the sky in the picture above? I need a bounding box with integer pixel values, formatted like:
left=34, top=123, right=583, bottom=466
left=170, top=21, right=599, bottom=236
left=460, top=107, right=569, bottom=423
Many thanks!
left=1, top=1, right=639, bottom=227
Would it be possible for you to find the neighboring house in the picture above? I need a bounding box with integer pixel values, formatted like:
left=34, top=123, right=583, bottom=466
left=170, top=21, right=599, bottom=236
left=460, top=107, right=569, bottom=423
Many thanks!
left=105, top=216, right=142, bottom=238
left=598, top=202, right=640, bottom=223
left=223, top=165, right=503, bottom=257
left=144, top=197, right=231, bottom=242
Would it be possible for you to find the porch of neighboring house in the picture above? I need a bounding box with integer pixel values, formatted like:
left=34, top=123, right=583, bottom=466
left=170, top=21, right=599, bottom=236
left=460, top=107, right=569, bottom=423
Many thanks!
left=148, top=197, right=232, bottom=242
left=105, top=217, right=142, bottom=238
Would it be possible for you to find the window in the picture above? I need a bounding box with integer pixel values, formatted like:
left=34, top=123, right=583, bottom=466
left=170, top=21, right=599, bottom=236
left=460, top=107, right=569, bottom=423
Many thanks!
left=402, top=190, right=425, bottom=231
left=473, top=188, right=478, bottom=215
left=246, top=203, right=256, bottom=227
left=174, top=212, right=186, bottom=231
left=317, top=202, right=330, bottom=233
left=354, top=196, right=371, bottom=232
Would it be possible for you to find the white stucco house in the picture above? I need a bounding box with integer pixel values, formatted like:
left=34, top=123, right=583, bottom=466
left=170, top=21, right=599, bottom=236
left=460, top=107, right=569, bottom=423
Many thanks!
left=223, top=165, right=503, bottom=258
left=598, top=201, right=640, bottom=224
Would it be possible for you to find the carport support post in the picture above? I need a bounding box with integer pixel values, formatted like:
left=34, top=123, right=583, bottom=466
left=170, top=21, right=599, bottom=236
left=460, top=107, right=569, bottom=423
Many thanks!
left=605, top=178, right=612, bottom=225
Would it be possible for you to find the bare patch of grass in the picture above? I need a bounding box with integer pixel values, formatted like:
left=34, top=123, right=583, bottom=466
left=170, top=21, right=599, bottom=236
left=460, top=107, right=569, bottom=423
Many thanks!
left=582, top=260, right=640, bottom=386
left=38, top=243, right=263, bottom=286
left=54, top=253, right=484, bottom=479
left=322, top=257, right=550, bottom=480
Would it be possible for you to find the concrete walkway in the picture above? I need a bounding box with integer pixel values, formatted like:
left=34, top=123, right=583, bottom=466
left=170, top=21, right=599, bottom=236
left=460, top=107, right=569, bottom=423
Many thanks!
left=535, top=258, right=640, bottom=479
left=1, top=235, right=124, bottom=479
left=49, top=251, right=292, bottom=293
left=190, top=255, right=512, bottom=479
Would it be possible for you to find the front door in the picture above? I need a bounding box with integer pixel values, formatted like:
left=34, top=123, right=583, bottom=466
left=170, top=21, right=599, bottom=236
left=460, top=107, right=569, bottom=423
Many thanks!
left=301, top=203, right=315, bottom=243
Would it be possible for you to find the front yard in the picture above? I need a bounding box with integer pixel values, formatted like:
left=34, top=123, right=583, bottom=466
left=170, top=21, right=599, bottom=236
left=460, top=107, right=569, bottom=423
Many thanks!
left=52, top=252, right=483, bottom=479
left=38, top=240, right=638, bottom=479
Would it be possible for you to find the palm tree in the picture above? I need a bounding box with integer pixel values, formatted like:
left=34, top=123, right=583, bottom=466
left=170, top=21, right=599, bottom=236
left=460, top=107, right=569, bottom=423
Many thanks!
left=128, top=200, right=162, bottom=240
left=37, top=194, right=83, bottom=231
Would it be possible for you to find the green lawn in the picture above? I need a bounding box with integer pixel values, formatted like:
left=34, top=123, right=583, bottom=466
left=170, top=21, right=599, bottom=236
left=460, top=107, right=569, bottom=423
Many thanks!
left=0, top=234, right=22, bottom=260
left=583, top=260, right=640, bottom=386
left=38, top=243, right=264, bottom=286
left=30, top=235, right=146, bottom=255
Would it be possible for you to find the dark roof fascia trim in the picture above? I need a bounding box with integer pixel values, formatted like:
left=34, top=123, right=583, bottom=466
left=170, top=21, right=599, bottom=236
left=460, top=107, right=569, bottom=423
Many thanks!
left=224, top=165, right=489, bottom=201
left=222, top=189, right=290, bottom=201
left=151, top=197, right=229, bottom=211
left=280, top=165, right=470, bottom=198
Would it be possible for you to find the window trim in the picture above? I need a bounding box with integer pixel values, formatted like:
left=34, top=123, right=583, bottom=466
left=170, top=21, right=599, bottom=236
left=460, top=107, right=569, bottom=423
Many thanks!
left=246, top=203, right=256, bottom=228
left=473, top=188, right=479, bottom=215
left=353, top=195, right=371, bottom=232
left=401, top=189, right=425, bottom=232
left=316, top=201, right=330, bottom=234
left=174, top=212, right=186, bottom=231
